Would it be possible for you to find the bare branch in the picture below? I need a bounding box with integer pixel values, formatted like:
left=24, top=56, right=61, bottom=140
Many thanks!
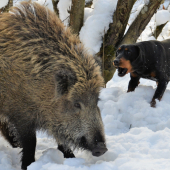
left=85, top=0, right=92, bottom=8
left=153, top=4, right=170, bottom=39
left=52, top=0, right=59, bottom=16
left=154, top=22, right=168, bottom=39
left=104, top=0, right=137, bottom=47
left=120, top=0, right=164, bottom=45
left=43, top=0, right=47, bottom=6
left=3, top=0, right=13, bottom=13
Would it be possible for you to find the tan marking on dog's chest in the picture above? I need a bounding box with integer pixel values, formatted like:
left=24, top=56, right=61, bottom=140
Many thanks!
left=131, top=72, right=138, bottom=77
left=150, top=71, right=156, bottom=77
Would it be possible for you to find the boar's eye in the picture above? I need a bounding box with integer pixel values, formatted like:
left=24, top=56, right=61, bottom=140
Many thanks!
left=74, top=103, right=81, bottom=109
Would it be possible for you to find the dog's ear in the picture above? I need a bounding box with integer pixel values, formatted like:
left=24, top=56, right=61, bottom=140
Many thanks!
left=134, top=46, right=140, bottom=57
left=130, top=45, right=140, bottom=62
left=54, top=69, right=77, bottom=97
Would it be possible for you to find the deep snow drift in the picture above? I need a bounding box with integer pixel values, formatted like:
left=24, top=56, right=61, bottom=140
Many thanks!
left=1, top=0, right=170, bottom=170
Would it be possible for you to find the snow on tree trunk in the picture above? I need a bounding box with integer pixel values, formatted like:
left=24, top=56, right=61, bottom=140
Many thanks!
left=120, top=0, right=164, bottom=45
left=98, top=0, right=136, bottom=83
left=99, top=0, right=164, bottom=84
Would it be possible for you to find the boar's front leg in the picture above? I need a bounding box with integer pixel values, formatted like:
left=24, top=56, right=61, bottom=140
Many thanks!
left=0, top=121, right=20, bottom=148
left=58, top=144, right=75, bottom=158
left=150, top=80, right=168, bottom=107
left=17, top=125, right=36, bottom=170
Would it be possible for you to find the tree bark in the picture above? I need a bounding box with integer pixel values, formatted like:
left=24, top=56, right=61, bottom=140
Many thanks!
left=85, top=1, right=93, bottom=8
left=154, top=22, right=167, bottom=39
left=98, top=0, right=136, bottom=83
left=99, top=0, right=164, bottom=83
left=52, top=0, right=59, bottom=16
left=120, top=0, right=164, bottom=45
left=69, top=0, right=85, bottom=35
left=3, top=0, right=13, bottom=13
left=153, top=3, right=169, bottom=39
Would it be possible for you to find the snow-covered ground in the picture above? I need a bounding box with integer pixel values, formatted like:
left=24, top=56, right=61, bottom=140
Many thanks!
left=1, top=0, right=170, bottom=170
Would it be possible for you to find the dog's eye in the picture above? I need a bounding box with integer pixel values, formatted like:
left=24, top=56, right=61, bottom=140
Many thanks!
left=127, top=51, right=131, bottom=55
left=74, top=103, right=81, bottom=109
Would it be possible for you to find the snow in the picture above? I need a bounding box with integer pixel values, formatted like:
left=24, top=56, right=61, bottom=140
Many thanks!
left=160, top=0, right=170, bottom=10
left=79, top=0, right=118, bottom=55
left=127, top=0, right=145, bottom=27
left=156, top=10, right=170, bottom=26
left=58, top=0, right=71, bottom=26
left=1, top=0, right=170, bottom=170
left=0, top=0, right=9, bottom=9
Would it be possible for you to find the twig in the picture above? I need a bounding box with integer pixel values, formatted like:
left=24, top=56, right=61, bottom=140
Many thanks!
left=43, top=0, right=47, bottom=6
left=62, top=16, right=69, bottom=23
left=103, top=28, right=106, bottom=88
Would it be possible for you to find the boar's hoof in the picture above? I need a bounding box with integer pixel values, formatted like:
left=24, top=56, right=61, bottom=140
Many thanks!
left=58, top=145, right=75, bottom=158
left=63, top=151, right=75, bottom=158
left=92, top=142, right=108, bottom=157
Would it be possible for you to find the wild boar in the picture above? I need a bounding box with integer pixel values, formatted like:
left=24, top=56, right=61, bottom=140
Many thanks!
left=0, top=1, right=107, bottom=169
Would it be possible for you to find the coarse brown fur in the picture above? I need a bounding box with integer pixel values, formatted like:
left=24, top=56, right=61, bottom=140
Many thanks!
left=0, top=1, right=107, bottom=169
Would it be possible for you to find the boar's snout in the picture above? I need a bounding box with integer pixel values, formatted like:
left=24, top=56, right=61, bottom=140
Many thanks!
left=92, top=142, right=108, bottom=157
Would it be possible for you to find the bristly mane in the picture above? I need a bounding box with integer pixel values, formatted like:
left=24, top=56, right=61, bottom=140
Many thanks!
left=0, top=1, right=104, bottom=91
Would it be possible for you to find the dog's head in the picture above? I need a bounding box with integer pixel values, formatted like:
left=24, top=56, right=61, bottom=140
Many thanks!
left=113, top=45, right=140, bottom=77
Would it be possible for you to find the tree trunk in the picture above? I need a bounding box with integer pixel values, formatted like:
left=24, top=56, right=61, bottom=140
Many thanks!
left=69, top=0, right=85, bottom=35
left=98, top=0, right=136, bottom=83
left=52, top=0, right=59, bottom=16
left=99, top=0, right=164, bottom=83
left=85, top=1, right=93, bottom=8
left=120, top=0, right=164, bottom=45
left=3, top=0, right=13, bottom=13
left=154, top=22, right=167, bottom=39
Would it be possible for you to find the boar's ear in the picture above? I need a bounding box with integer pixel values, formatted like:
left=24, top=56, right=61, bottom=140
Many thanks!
left=55, top=69, right=77, bottom=97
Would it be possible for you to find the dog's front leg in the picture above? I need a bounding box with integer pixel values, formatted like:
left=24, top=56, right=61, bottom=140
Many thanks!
left=127, top=73, right=140, bottom=92
left=150, top=80, right=168, bottom=107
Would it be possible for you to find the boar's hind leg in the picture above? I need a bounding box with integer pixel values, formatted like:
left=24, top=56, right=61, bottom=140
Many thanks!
left=0, top=121, right=19, bottom=148
left=18, top=126, right=36, bottom=170
left=58, top=144, right=75, bottom=158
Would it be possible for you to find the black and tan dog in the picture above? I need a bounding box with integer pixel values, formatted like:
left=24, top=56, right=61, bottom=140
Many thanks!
left=113, top=39, right=170, bottom=107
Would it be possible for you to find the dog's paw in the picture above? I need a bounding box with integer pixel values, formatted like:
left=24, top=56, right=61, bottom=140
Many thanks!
left=150, top=99, right=156, bottom=108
